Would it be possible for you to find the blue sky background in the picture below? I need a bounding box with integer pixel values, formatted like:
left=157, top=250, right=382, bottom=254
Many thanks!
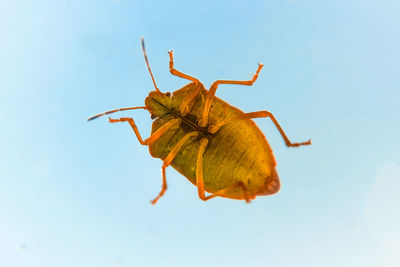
left=1, top=0, right=400, bottom=266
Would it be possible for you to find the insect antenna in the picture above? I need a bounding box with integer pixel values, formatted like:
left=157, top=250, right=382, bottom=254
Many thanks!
left=87, top=106, right=147, bottom=121
left=141, top=37, right=160, bottom=92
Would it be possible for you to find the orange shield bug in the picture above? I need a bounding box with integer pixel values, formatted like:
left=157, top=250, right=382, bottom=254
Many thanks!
left=88, top=38, right=311, bottom=204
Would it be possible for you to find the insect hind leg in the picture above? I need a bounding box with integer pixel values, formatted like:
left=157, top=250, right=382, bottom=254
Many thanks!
left=195, top=137, right=250, bottom=202
left=203, top=181, right=251, bottom=203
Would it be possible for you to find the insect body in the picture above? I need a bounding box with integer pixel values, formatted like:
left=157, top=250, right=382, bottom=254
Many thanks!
left=88, top=39, right=311, bottom=204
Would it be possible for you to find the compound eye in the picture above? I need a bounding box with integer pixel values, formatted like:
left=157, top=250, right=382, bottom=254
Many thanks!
left=151, top=114, right=156, bottom=120
left=165, top=92, right=171, bottom=97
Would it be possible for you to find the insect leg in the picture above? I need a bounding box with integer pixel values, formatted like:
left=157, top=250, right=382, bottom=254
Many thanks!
left=168, top=50, right=200, bottom=83
left=151, top=131, right=199, bottom=204
left=168, top=51, right=207, bottom=115
left=195, top=137, right=250, bottom=202
left=195, top=138, right=209, bottom=200
left=206, top=182, right=250, bottom=202
left=108, top=117, right=181, bottom=146
left=179, top=82, right=203, bottom=116
left=198, top=63, right=264, bottom=127
left=209, top=111, right=311, bottom=147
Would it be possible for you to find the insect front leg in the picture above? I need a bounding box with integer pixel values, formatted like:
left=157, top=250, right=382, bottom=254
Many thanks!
left=108, top=117, right=181, bottom=146
left=195, top=137, right=250, bottom=202
left=208, top=111, right=311, bottom=147
left=151, top=131, right=199, bottom=204
left=168, top=50, right=205, bottom=116
left=178, top=82, right=203, bottom=116
left=198, top=63, right=264, bottom=127
left=168, top=50, right=200, bottom=83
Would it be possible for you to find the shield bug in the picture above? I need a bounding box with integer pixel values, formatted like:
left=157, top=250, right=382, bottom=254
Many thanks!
left=88, top=38, right=311, bottom=204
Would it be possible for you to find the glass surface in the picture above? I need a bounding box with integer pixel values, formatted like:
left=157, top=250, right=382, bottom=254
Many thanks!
left=1, top=1, right=399, bottom=266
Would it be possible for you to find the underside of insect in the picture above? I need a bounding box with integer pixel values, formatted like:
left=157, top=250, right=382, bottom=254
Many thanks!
left=88, top=38, right=311, bottom=204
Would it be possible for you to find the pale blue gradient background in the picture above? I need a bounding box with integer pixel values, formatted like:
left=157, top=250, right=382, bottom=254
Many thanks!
left=1, top=1, right=400, bottom=266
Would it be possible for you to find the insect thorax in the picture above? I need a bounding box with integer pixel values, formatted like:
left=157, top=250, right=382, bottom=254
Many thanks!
left=145, top=83, right=210, bottom=133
